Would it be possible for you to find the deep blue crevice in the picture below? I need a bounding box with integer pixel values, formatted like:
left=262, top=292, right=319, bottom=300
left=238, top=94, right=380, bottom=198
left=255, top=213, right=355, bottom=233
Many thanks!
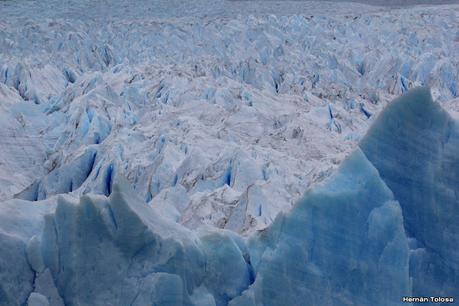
left=85, top=151, right=98, bottom=179
left=155, top=83, right=165, bottom=98
left=328, top=104, right=334, bottom=119
left=262, top=166, right=268, bottom=181
left=448, top=83, right=457, bottom=97
left=360, top=104, right=372, bottom=119
left=145, top=191, right=152, bottom=203
left=243, top=252, right=256, bottom=286
left=2, top=67, right=8, bottom=83
left=223, top=164, right=233, bottom=187
left=102, top=46, right=112, bottom=67
left=32, top=182, right=40, bottom=202
left=400, top=76, right=409, bottom=93
left=356, top=62, right=365, bottom=76
left=64, top=69, right=76, bottom=84
left=104, top=164, right=114, bottom=196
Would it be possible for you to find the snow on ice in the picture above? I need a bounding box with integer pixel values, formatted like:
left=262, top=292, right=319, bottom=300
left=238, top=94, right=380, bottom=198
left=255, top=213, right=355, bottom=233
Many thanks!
left=1, top=0, right=459, bottom=305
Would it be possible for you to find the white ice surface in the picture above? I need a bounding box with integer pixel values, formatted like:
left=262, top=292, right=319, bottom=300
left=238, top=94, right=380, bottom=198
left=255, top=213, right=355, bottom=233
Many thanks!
left=0, top=1, right=458, bottom=235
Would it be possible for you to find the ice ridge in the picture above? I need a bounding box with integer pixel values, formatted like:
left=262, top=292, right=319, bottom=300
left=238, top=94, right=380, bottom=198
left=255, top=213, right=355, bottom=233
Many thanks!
left=1, top=88, right=458, bottom=306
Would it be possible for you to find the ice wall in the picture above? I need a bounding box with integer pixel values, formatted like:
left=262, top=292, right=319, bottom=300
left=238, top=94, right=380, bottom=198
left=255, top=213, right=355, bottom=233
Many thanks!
left=27, top=179, right=255, bottom=306
left=360, top=87, right=459, bottom=302
left=232, top=149, right=411, bottom=306
left=236, top=87, right=459, bottom=306
left=1, top=87, right=458, bottom=305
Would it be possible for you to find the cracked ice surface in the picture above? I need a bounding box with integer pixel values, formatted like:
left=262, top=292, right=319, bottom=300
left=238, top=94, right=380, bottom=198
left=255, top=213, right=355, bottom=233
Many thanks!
left=1, top=88, right=458, bottom=306
left=1, top=0, right=459, bottom=234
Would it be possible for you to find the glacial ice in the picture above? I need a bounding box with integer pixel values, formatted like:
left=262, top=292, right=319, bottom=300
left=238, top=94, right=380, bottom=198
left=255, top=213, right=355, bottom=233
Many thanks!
left=1, top=0, right=459, bottom=304
left=233, top=149, right=410, bottom=306
left=1, top=87, right=458, bottom=305
left=360, top=87, right=459, bottom=300
left=1, top=0, right=458, bottom=233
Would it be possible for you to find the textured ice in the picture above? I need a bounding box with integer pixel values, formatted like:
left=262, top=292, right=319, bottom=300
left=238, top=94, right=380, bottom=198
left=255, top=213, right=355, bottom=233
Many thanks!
left=234, top=88, right=459, bottom=306
left=360, top=87, right=459, bottom=300
left=1, top=0, right=459, bottom=234
left=233, top=149, right=410, bottom=306
left=14, top=178, right=253, bottom=306
left=1, top=0, right=459, bottom=304
left=1, top=88, right=458, bottom=305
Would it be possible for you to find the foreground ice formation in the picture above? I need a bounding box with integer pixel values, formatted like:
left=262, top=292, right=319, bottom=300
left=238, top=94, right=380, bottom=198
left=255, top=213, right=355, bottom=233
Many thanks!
left=360, top=88, right=459, bottom=300
left=1, top=88, right=458, bottom=305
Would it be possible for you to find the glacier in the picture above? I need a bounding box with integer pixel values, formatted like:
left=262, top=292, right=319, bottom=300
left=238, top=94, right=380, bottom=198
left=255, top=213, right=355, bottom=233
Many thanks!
left=360, top=87, right=459, bottom=300
left=1, top=0, right=459, bottom=304
left=1, top=0, right=459, bottom=235
left=1, top=88, right=458, bottom=305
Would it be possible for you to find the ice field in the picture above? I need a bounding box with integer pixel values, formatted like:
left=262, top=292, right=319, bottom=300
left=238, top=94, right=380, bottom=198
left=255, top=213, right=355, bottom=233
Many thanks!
left=0, top=1, right=458, bottom=305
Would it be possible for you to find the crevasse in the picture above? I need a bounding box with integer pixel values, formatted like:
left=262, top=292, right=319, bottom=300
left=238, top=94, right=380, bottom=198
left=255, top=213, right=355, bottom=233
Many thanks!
left=1, top=88, right=458, bottom=306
